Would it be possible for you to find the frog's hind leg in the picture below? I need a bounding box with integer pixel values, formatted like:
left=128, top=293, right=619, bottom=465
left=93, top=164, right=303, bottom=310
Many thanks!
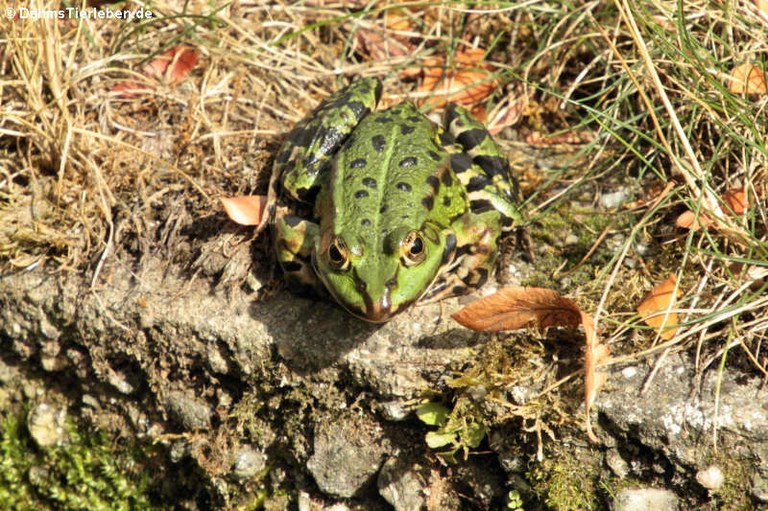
left=443, top=104, right=523, bottom=229
left=273, top=212, right=323, bottom=294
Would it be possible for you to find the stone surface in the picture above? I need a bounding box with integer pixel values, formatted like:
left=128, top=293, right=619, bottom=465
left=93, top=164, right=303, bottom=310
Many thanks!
left=306, top=412, right=389, bottom=498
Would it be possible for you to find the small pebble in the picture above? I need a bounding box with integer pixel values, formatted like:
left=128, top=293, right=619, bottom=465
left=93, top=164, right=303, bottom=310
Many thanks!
left=621, top=367, right=638, bottom=379
left=600, top=188, right=630, bottom=209
left=232, top=446, right=267, bottom=479
left=27, top=403, right=67, bottom=448
left=380, top=400, right=408, bottom=421
left=696, top=465, right=724, bottom=491
left=613, top=488, right=678, bottom=511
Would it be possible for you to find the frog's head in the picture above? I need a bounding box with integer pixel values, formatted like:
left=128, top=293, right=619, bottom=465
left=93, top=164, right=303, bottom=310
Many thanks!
left=313, top=223, right=456, bottom=322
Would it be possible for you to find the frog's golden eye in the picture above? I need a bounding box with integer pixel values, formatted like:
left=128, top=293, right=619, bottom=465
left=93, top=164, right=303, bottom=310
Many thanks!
left=401, top=230, right=426, bottom=266
left=328, top=237, right=350, bottom=270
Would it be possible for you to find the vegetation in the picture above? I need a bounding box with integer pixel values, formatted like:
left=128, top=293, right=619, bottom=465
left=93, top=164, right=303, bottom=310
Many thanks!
left=0, top=410, right=164, bottom=511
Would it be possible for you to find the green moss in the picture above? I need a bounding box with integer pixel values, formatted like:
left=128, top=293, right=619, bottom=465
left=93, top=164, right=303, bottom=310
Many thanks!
left=529, top=446, right=603, bottom=511
left=0, top=410, right=167, bottom=511
left=523, top=204, right=624, bottom=291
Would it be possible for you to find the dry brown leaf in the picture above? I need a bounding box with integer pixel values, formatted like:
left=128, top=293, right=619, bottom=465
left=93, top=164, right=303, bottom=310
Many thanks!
left=722, top=187, right=748, bottom=214
left=674, top=209, right=712, bottom=230
left=111, top=81, right=154, bottom=98
left=637, top=274, right=682, bottom=340
left=452, top=287, right=582, bottom=332
left=485, top=96, right=525, bottom=135
left=355, top=2, right=419, bottom=62
left=111, top=45, right=199, bottom=98
left=729, top=63, right=768, bottom=95
left=221, top=195, right=267, bottom=226
left=355, top=27, right=415, bottom=61
left=676, top=187, right=750, bottom=230
left=144, top=45, right=199, bottom=84
left=413, top=49, right=500, bottom=109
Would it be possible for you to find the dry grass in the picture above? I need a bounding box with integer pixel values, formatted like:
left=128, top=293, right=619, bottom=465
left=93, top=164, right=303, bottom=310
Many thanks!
left=1, top=0, right=767, bottom=402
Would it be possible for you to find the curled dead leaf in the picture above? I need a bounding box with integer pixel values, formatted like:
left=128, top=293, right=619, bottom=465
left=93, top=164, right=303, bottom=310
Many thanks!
left=221, top=195, right=268, bottom=226
left=145, top=45, right=199, bottom=84
left=729, top=63, right=768, bottom=95
left=675, top=210, right=712, bottom=231
left=451, top=287, right=582, bottom=332
left=637, top=274, right=682, bottom=341
left=485, top=95, right=525, bottom=135
left=676, top=187, right=750, bottom=230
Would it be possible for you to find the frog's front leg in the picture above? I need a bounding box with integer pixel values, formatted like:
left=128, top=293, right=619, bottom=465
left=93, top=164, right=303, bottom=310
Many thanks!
left=421, top=214, right=501, bottom=302
left=273, top=210, right=323, bottom=294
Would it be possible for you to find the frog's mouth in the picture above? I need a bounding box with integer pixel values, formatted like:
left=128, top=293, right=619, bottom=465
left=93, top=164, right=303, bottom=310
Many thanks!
left=327, top=274, right=412, bottom=323
left=313, top=257, right=412, bottom=323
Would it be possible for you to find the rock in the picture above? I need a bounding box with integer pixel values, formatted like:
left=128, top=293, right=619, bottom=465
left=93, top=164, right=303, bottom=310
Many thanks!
left=599, top=352, right=768, bottom=468
left=207, top=342, right=230, bottom=375
left=612, top=488, right=678, bottom=511
left=377, top=457, right=427, bottom=511
left=27, top=402, right=67, bottom=448
left=232, top=446, right=267, bottom=480
left=164, top=390, right=212, bottom=430
left=306, top=413, right=388, bottom=498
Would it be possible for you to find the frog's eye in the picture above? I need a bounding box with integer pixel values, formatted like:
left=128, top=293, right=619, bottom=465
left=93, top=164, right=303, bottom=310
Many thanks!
left=328, top=237, right=350, bottom=270
left=401, top=230, right=426, bottom=266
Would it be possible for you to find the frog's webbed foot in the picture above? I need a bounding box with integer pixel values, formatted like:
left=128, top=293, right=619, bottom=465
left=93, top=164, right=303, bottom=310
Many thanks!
left=422, top=223, right=497, bottom=302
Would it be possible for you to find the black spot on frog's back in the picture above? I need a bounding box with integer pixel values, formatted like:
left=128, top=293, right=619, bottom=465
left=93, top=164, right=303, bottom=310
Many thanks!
left=425, top=175, right=440, bottom=194
left=371, top=135, right=386, bottom=152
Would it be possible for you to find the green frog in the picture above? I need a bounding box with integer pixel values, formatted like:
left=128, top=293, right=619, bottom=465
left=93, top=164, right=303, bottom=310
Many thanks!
left=260, top=77, right=523, bottom=322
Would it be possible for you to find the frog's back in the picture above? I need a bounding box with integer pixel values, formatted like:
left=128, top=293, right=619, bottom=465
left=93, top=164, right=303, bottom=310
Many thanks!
left=328, top=103, right=467, bottom=240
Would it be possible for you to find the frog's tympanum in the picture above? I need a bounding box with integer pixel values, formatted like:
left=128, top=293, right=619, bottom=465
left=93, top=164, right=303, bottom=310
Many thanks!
left=262, top=78, right=523, bottom=322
